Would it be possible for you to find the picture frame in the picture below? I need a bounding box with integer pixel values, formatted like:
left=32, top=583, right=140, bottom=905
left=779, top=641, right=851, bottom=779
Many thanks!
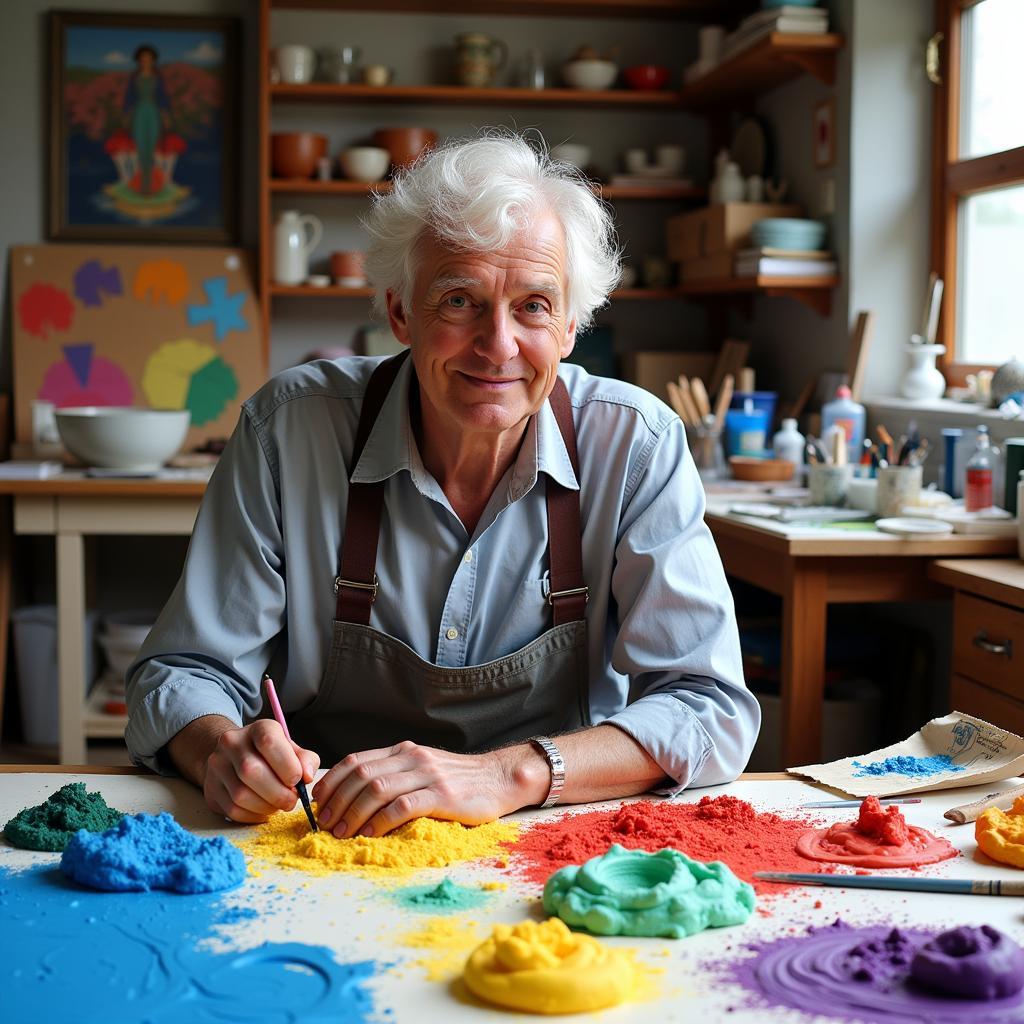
left=48, top=10, right=240, bottom=243
left=812, top=97, right=836, bottom=170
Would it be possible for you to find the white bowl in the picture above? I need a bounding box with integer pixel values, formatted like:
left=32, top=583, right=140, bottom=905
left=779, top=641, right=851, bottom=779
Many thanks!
left=339, top=146, right=391, bottom=182
left=562, top=60, right=618, bottom=90
left=56, top=407, right=190, bottom=471
left=550, top=143, right=592, bottom=169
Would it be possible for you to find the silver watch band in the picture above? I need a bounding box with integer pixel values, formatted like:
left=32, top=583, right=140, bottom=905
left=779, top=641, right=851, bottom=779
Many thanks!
left=532, top=736, right=566, bottom=809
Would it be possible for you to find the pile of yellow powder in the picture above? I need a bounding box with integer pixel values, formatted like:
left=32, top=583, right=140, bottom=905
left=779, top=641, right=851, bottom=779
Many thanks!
left=238, top=808, right=520, bottom=878
left=397, top=916, right=485, bottom=981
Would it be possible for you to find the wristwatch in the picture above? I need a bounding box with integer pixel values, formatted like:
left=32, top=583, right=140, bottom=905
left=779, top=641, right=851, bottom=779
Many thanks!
left=531, top=736, right=566, bottom=808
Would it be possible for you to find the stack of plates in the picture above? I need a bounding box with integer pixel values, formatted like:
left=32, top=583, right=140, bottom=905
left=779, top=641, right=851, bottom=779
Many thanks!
left=751, top=218, right=827, bottom=251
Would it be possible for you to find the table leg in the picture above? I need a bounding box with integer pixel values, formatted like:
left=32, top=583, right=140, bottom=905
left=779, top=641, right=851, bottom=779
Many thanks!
left=780, top=559, right=828, bottom=767
left=57, top=531, right=87, bottom=765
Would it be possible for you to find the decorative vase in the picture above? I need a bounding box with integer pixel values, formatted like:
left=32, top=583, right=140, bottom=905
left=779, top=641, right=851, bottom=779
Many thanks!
left=899, top=343, right=946, bottom=400
left=273, top=210, right=323, bottom=286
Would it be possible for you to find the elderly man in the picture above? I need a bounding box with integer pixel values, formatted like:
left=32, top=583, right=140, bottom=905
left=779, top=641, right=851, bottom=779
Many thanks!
left=126, top=134, right=759, bottom=838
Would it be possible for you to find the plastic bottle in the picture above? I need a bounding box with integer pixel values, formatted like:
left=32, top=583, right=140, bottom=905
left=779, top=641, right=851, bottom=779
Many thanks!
left=965, top=425, right=994, bottom=512
left=772, top=417, right=805, bottom=470
left=820, top=385, right=865, bottom=465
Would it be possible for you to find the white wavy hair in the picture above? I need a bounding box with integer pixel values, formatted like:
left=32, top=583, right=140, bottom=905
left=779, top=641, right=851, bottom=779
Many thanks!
left=362, top=132, right=621, bottom=330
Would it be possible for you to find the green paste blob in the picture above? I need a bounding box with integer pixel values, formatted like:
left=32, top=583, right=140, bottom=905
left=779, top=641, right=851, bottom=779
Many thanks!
left=542, top=843, right=756, bottom=939
left=4, top=782, right=125, bottom=852
left=392, top=877, right=494, bottom=914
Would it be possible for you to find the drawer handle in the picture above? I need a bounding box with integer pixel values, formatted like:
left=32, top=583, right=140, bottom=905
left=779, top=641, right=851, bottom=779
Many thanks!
left=972, top=632, right=1012, bottom=657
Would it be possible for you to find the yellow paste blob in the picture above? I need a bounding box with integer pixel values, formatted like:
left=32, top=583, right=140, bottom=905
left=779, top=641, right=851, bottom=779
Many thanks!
left=238, top=808, right=518, bottom=878
left=398, top=916, right=484, bottom=981
left=976, top=795, right=1024, bottom=869
left=463, top=917, right=637, bottom=1014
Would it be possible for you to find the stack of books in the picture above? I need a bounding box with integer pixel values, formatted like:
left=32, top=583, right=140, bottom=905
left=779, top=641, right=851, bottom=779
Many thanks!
left=721, top=4, right=829, bottom=62
left=734, top=247, right=837, bottom=279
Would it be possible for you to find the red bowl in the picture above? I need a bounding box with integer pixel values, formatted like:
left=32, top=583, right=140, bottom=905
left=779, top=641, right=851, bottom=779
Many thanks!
left=623, top=64, right=671, bottom=90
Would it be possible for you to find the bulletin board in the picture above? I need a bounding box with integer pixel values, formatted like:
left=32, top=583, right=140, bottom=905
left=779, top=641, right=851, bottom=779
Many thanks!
left=10, top=244, right=265, bottom=449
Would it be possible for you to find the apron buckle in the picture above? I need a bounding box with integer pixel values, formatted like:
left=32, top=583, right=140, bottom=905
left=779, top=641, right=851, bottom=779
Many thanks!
left=547, top=585, right=588, bottom=607
left=334, top=574, right=379, bottom=602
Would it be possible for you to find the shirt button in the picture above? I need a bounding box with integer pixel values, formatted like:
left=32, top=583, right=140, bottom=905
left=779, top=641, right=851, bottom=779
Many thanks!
left=463, top=550, right=473, bottom=563
left=446, top=627, right=459, bottom=641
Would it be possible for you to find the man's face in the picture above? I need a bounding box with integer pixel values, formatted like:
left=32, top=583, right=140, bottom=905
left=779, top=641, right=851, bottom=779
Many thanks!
left=386, top=210, right=577, bottom=440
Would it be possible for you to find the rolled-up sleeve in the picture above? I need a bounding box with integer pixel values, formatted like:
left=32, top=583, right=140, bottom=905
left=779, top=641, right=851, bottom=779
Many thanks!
left=125, top=410, right=286, bottom=772
left=603, top=417, right=760, bottom=794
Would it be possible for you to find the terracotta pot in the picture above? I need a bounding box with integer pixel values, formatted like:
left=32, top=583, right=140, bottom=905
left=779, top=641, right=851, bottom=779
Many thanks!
left=330, top=250, right=366, bottom=284
left=371, top=127, right=438, bottom=169
left=271, top=132, right=328, bottom=179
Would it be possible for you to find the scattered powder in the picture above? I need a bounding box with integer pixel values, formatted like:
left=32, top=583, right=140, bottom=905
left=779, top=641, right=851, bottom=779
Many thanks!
left=61, top=812, right=246, bottom=893
left=975, top=795, right=1024, bottom=869
left=721, top=918, right=1024, bottom=1023
left=3, top=782, right=124, bottom=852
left=240, top=807, right=518, bottom=878
left=506, top=796, right=825, bottom=896
left=392, top=877, right=496, bottom=914
left=852, top=754, right=965, bottom=778
left=796, top=796, right=959, bottom=869
left=1, top=864, right=381, bottom=1023
left=397, top=914, right=483, bottom=981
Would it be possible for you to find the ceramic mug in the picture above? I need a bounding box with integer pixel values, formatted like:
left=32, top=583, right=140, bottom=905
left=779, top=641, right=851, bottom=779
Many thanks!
left=624, top=148, right=648, bottom=174
left=275, top=44, right=316, bottom=84
left=876, top=465, right=922, bottom=518
left=655, top=144, right=685, bottom=175
left=808, top=464, right=852, bottom=506
left=363, top=64, right=393, bottom=86
left=330, top=250, right=366, bottom=286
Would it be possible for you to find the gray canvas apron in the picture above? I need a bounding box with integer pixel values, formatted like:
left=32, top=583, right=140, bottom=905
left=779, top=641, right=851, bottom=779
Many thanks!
left=287, top=351, right=591, bottom=761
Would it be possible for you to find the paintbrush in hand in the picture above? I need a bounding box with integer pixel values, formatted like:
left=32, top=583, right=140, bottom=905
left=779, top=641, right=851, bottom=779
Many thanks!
left=262, top=674, right=318, bottom=833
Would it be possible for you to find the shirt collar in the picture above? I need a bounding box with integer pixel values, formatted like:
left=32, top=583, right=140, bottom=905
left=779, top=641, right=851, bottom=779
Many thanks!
left=350, top=358, right=579, bottom=496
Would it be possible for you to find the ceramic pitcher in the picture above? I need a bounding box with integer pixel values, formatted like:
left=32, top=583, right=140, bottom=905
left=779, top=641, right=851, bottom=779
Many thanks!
left=273, top=210, right=323, bottom=285
left=455, top=32, right=508, bottom=87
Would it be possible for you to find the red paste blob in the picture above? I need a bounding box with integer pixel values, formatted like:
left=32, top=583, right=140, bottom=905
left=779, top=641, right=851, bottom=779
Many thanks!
left=505, top=796, right=826, bottom=896
left=796, top=796, right=958, bottom=868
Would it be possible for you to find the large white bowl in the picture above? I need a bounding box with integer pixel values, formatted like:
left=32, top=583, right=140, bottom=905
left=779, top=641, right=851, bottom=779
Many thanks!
left=56, top=407, right=191, bottom=471
left=562, top=59, right=618, bottom=90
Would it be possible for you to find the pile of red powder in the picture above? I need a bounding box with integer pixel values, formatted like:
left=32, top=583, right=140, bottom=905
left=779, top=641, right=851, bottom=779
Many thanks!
left=506, top=795, right=826, bottom=895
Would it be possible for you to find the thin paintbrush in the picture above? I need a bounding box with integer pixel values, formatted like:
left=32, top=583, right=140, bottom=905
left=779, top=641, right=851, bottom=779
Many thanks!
left=263, top=674, right=318, bottom=833
left=754, top=872, right=1024, bottom=896
left=800, top=798, right=922, bottom=809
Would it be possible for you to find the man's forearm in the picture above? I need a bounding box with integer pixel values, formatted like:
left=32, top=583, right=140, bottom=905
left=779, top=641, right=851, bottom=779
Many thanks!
left=497, top=723, right=668, bottom=809
left=166, top=714, right=237, bottom=787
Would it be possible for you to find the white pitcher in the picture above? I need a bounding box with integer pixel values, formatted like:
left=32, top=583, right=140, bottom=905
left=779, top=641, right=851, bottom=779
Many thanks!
left=273, top=210, right=323, bottom=286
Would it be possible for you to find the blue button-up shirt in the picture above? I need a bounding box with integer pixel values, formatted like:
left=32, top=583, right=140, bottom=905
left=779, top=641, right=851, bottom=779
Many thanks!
left=126, top=356, right=759, bottom=791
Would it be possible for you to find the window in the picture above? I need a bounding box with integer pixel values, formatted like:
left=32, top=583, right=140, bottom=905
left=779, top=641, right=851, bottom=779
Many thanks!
left=932, top=0, right=1024, bottom=382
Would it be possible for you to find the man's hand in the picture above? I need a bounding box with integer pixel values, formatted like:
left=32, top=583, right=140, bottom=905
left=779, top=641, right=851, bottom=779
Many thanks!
left=169, top=716, right=320, bottom=823
left=311, top=740, right=549, bottom=838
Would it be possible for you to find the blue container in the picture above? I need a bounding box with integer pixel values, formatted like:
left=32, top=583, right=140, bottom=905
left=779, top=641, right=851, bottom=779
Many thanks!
left=725, top=405, right=770, bottom=457
left=941, top=428, right=962, bottom=497
left=730, top=391, right=778, bottom=432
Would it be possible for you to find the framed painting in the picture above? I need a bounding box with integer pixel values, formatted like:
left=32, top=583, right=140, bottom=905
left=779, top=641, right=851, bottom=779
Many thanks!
left=49, top=11, right=240, bottom=242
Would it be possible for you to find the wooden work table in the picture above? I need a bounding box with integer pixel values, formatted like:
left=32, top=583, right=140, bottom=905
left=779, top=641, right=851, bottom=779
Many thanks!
left=0, top=473, right=207, bottom=763
left=704, top=502, right=1018, bottom=769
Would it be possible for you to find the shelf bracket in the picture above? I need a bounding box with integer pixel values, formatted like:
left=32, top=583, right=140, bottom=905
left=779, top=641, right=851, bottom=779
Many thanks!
left=779, top=52, right=836, bottom=87
left=764, top=286, right=832, bottom=317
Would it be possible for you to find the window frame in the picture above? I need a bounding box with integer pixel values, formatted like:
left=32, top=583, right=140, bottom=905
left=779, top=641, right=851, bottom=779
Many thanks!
left=932, top=0, right=1024, bottom=385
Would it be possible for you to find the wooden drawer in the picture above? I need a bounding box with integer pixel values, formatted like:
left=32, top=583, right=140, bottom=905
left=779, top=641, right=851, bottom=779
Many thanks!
left=952, top=591, right=1024, bottom=699
left=951, top=673, right=1024, bottom=736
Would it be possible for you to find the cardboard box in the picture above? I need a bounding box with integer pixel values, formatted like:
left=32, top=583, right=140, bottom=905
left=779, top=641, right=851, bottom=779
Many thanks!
left=622, top=351, right=717, bottom=402
left=666, top=203, right=802, bottom=261
left=678, top=253, right=734, bottom=282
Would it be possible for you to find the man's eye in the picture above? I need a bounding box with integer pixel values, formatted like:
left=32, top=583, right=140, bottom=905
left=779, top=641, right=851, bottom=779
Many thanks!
left=523, top=300, right=545, bottom=314
left=447, top=295, right=468, bottom=308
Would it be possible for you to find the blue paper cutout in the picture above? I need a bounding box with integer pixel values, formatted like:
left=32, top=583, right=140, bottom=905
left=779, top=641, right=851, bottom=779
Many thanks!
left=63, top=343, right=94, bottom=388
left=186, top=276, right=248, bottom=342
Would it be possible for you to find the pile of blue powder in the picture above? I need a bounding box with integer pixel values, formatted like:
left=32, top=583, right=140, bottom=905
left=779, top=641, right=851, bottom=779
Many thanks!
left=60, top=811, right=246, bottom=893
left=852, top=754, right=965, bottom=779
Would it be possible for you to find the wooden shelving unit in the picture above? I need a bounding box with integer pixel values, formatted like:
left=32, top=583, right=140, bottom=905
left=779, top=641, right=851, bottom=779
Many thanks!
left=679, top=32, right=844, bottom=108
left=678, top=274, right=840, bottom=315
left=269, top=0, right=754, bottom=19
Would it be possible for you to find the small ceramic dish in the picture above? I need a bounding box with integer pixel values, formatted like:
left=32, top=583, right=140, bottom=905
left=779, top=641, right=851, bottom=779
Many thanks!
left=623, top=64, right=670, bottom=90
left=562, top=59, right=618, bottom=90
left=729, top=456, right=794, bottom=482
left=874, top=517, right=954, bottom=537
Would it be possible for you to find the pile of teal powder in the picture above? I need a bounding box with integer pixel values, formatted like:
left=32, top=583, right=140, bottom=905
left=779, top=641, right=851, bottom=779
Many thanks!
left=3, top=782, right=124, bottom=851
left=61, top=811, right=246, bottom=893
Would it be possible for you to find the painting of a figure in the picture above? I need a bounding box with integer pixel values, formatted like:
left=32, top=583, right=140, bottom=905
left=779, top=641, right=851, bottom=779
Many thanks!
left=49, top=12, right=239, bottom=242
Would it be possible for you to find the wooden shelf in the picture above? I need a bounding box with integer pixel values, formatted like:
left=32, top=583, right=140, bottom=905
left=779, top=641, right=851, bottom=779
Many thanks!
left=269, top=0, right=753, bottom=20
left=268, top=178, right=704, bottom=202
left=679, top=32, right=844, bottom=108
left=270, top=284, right=375, bottom=298
left=271, top=82, right=687, bottom=110
left=679, top=274, right=840, bottom=315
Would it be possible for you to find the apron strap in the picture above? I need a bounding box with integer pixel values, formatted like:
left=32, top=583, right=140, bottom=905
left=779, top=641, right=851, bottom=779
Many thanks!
left=545, top=378, right=587, bottom=625
left=335, top=355, right=586, bottom=627
left=334, top=350, right=410, bottom=624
